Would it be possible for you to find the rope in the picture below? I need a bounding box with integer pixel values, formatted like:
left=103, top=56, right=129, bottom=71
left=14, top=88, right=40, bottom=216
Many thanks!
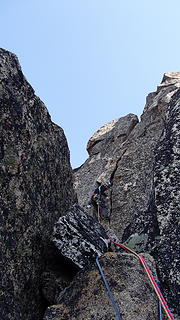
left=110, top=239, right=176, bottom=320
left=97, top=203, right=100, bottom=223
left=158, top=284, right=163, bottom=320
left=96, top=256, right=123, bottom=320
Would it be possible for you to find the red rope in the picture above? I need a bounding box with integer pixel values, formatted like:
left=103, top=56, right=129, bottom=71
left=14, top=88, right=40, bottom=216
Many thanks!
left=110, top=239, right=176, bottom=320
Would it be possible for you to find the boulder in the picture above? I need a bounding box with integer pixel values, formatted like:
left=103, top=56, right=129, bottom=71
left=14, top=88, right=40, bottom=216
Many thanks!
left=52, top=204, right=109, bottom=268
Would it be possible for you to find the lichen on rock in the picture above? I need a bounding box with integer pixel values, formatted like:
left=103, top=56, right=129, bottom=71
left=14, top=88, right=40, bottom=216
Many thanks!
left=44, top=252, right=159, bottom=320
left=1, top=48, right=179, bottom=319
left=0, top=48, right=75, bottom=320
left=52, top=204, right=109, bottom=269
left=74, top=72, right=180, bottom=316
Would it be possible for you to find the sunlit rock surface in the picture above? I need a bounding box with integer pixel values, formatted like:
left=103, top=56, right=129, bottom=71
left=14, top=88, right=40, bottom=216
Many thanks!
left=74, top=113, right=139, bottom=209
left=74, top=73, right=180, bottom=316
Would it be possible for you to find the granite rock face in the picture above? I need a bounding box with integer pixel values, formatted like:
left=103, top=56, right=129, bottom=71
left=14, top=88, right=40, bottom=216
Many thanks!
left=119, top=87, right=180, bottom=314
left=74, top=72, right=180, bottom=315
left=43, top=252, right=158, bottom=320
left=1, top=48, right=179, bottom=319
left=154, top=90, right=180, bottom=313
left=0, top=49, right=74, bottom=320
left=74, top=73, right=180, bottom=240
left=74, top=113, right=139, bottom=208
left=53, top=204, right=109, bottom=268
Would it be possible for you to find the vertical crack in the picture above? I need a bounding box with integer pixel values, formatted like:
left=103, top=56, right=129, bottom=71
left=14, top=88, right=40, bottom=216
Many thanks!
left=0, top=138, right=4, bottom=160
left=109, top=149, right=127, bottom=217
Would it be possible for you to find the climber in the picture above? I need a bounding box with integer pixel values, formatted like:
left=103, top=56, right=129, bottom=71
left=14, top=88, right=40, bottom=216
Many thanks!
left=90, top=181, right=111, bottom=222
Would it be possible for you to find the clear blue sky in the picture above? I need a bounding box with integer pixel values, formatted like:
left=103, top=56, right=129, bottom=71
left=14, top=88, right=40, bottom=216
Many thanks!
left=1, top=1, right=180, bottom=167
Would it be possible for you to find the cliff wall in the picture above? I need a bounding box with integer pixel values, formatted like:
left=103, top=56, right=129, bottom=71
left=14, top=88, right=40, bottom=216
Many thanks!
left=74, top=73, right=180, bottom=316
left=0, top=49, right=74, bottom=320
left=0, top=49, right=179, bottom=319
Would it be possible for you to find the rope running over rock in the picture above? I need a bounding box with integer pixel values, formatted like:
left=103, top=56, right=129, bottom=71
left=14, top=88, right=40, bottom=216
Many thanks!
left=110, top=239, right=176, bottom=320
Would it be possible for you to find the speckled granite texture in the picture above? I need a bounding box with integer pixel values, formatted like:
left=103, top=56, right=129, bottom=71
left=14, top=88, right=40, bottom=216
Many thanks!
left=0, top=48, right=74, bottom=320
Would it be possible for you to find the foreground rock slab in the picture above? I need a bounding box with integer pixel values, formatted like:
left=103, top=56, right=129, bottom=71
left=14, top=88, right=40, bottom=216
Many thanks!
left=53, top=204, right=109, bottom=268
left=44, top=252, right=158, bottom=320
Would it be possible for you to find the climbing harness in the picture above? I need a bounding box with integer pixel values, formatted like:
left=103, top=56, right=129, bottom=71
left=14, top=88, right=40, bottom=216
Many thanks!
left=110, top=239, right=176, bottom=320
left=91, top=183, right=111, bottom=224
left=96, top=256, right=123, bottom=320
left=96, top=199, right=109, bottom=223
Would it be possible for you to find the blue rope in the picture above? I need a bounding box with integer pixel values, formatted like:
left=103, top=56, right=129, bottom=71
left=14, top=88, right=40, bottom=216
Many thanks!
left=96, top=256, right=123, bottom=320
left=157, top=283, right=163, bottom=320
left=159, top=301, right=163, bottom=320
